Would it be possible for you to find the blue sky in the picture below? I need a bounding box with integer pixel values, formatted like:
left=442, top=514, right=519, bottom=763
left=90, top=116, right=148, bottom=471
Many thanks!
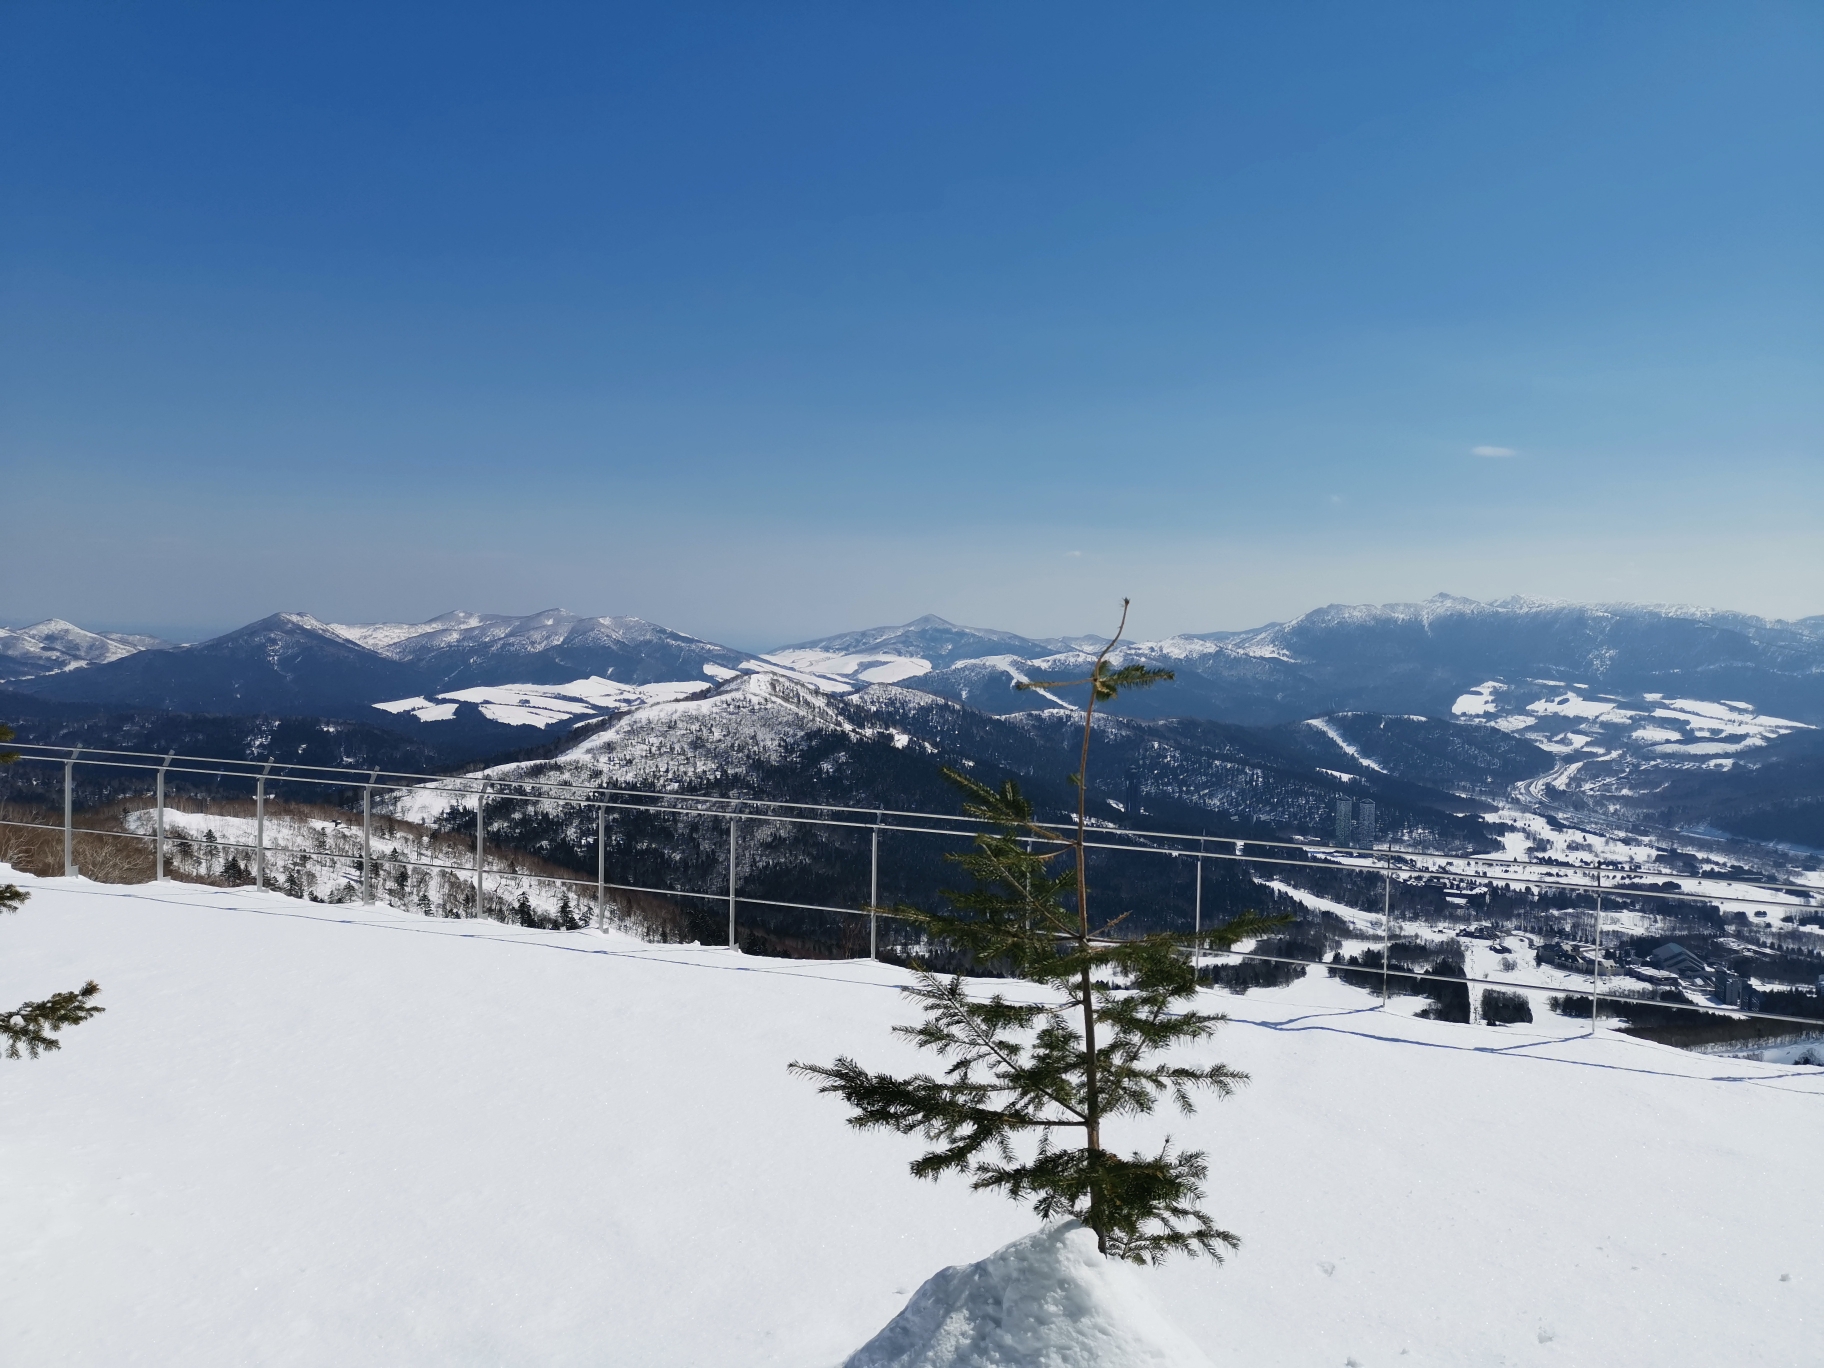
left=4, top=2, right=1818, bottom=647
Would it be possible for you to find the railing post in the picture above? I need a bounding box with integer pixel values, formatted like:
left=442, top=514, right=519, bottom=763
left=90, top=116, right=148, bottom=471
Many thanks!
left=155, top=751, right=174, bottom=880
left=1591, top=862, right=1603, bottom=1037
left=255, top=760, right=273, bottom=891
left=473, top=783, right=486, bottom=919
left=869, top=812, right=881, bottom=960
left=596, top=804, right=607, bottom=931
left=362, top=771, right=377, bottom=904
left=1381, top=849, right=1392, bottom=1006
left=1192, top=834, right=1205, bottom=983
left=63, top=748, right=79, bottom=876
left=728, top=816, right=738, bottom=950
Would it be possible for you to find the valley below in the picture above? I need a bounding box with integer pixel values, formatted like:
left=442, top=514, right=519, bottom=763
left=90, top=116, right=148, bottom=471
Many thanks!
left=4, top=596, right=1822, bottom=1062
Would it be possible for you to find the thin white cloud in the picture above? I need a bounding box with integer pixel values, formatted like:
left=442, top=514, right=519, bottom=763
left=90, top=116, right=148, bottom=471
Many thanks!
left=1471, top=445, right=1518, bottom=457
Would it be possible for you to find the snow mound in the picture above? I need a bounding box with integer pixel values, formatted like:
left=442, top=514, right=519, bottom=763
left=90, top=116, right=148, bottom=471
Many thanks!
left=843, top=1222, right=1213, bottom=1368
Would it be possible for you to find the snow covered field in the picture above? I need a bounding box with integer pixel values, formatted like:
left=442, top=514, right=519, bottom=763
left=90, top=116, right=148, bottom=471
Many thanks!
left=3, top=870, right=1820, bottom=1367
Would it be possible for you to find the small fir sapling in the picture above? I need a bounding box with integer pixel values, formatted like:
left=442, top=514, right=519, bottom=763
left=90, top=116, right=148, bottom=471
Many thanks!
left=792, top=601, right=1284, bottom=1263
left=0, top=724, right=105, bottom=1060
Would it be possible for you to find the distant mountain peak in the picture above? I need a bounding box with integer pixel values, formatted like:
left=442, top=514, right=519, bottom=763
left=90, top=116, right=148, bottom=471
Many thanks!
left=778, top=615, right=1067, bottom=668
left=0, top=617, right=167, bottom=682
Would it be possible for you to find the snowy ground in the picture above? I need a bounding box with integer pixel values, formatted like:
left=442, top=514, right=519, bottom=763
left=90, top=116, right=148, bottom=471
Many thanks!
left=3, top=870, right=1820, bottom=1367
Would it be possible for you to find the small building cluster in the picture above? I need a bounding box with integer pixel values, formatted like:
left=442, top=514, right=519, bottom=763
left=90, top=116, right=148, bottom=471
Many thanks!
left=1334, top=798, right=1376, bottom=847
left=1713, top=970, right=1763, bottom=1011
left=1646, top=943, right=1707, bottom=978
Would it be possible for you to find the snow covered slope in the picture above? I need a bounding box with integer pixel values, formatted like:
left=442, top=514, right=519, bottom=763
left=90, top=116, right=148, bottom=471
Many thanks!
left=3, top=870, right=1818, bottom=1367
left=389, top=671, right=896, bottom=821
left=1443, top=681, right=1822, bottom=845
left=1451, top=680, right=1811, bottom=758
left=843, top=1222, right=1214, bottom=1368
left=798, top=596, right=1824, bottom=728
left=0, top=619, right=167, bottom=682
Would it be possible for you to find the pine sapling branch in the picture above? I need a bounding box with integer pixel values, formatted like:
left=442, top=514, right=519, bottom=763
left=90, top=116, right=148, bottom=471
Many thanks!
left=1, top=725, right=106, bottom=1062
left=3, top=981, right=104, bottom=1060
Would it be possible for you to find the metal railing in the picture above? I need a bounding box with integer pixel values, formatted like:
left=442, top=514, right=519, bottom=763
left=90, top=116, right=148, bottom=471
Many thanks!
left=3, top=741, right=1822, bottom=1040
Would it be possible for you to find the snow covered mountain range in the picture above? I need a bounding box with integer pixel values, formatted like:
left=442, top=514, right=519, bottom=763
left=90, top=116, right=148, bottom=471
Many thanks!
left=778, top=596, right=1824, bottom=728
left=11, top=594, right=1822, bottom=724
left=0, top=619, right=169, bottom=683
left=5, top=596, right=1821, bottom=851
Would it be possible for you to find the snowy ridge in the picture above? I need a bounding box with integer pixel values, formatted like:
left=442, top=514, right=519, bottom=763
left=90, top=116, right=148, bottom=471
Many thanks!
left=0, top=618, right=167, bottom=682
left=388, top=671, right=898, bottom=821
left=374, top=676, right=713, bottom=728
left=324, top=611, right=504, bottom=653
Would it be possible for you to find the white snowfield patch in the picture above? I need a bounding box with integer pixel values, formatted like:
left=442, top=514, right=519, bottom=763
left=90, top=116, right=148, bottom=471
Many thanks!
left=1450, top=681, right=1505, bottom=716
left=1457, top=681, right=1815, bottom=809
left=843, top=1222, right=1212, bottom=1368
left=373, top=676, right=713, bottom=727
left=324, top=612, right=497, bottom=652
left=1640, top=698, right=1808, bottom=755
left=737, top=658, right=854, bottom=695
left=1528, top=692, right=1627, bottom=722
left=372, top=657, right=875, bottom=731
left=1508, top=689, right=1809, bottom=753
left=3, top=872, right=1819, bottom=1368
left=764, top=648, right=934, bottom=685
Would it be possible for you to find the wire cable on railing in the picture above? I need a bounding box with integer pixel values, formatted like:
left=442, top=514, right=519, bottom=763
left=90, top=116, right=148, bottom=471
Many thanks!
left=8, top=741, right=1820, bottom=898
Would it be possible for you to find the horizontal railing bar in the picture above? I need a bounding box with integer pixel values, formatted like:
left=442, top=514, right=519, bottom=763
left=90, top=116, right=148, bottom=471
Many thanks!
left=8, top=742, right=1819, bottom=899
left=0, top=816, right=889, bottom=915
left=5, top=743, right=1018, bottom=827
